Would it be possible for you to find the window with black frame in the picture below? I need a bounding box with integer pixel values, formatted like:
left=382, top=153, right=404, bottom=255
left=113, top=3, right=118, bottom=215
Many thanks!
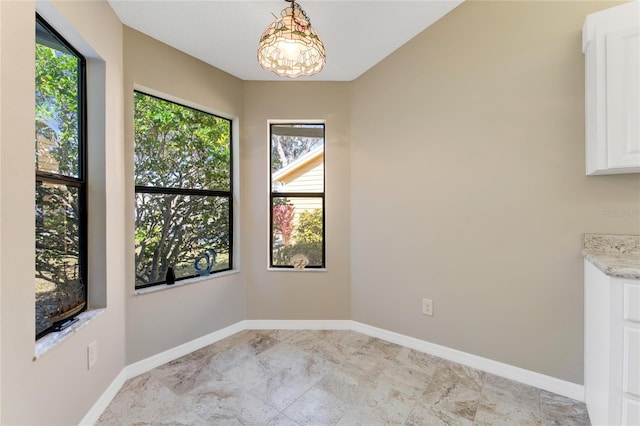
left=35, top=15, right=87, bottom=339
left=270, top=123, right=325, bottom=269
left=134, top=92, right=233, bottom=289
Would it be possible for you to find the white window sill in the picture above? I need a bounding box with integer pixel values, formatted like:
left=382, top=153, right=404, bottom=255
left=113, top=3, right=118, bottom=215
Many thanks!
left=134, top=269, right=240, bottom=296
left=267, top=268, right=327, bottom=272
left=34, top=308, right=105, bottom=361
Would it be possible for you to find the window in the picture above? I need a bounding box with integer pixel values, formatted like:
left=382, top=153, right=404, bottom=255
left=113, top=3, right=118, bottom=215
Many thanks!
left=134, top=92, right=233, bottom=289
left=35, top=15, right=87, bottom=339
left=270, top=123, right=325, bottom=269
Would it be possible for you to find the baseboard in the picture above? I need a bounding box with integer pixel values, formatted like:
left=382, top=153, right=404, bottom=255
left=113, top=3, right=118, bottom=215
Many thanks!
left=125, top=320, right=246, bottom=379
left=241, top=319, right=352, bottom=330
left=82, top=318, right=585, bottom=423
left=78, top=369, right=127, bottom=426
left=351, top=321, right=585, bottom=402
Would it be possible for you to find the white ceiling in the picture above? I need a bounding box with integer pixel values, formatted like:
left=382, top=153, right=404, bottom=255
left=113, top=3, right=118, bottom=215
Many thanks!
left=108, top=0, right=463, bottom=81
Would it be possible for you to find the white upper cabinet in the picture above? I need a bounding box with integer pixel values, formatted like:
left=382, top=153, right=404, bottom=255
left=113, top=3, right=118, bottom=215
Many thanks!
left=583, top=1, right=640, bottom=175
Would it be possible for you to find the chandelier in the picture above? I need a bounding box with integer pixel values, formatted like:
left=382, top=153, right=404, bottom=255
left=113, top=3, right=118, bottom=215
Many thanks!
left=257, top=0, right=326, bottom=78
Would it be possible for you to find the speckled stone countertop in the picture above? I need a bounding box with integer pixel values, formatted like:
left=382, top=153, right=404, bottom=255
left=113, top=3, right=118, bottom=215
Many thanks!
left=582, top=234, right=640, bottom=280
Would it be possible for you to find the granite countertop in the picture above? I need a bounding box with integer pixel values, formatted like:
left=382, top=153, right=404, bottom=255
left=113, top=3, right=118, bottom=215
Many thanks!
left=582, top=233, right=640, bottom=280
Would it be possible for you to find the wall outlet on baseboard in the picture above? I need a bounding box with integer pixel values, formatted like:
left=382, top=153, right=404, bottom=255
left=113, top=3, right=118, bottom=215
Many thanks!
left=88, top=341, right=98, bottom=370
left=422, top=298, right=433, bottom=316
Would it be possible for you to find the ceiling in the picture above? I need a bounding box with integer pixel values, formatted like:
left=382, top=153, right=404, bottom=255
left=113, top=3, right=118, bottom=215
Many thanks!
left=107, top=1, right=463, bottom=82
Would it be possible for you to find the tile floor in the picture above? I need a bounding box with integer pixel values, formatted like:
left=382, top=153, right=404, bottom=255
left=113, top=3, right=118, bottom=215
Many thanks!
left=96, top=329, right=590, bottom=425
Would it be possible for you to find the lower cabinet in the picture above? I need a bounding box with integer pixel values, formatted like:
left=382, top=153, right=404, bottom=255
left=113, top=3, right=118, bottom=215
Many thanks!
left=584, top=260, right=640, bottom=426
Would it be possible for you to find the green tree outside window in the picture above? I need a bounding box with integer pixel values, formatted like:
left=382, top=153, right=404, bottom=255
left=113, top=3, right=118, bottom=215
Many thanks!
left=134, top=92, right=233, bottom=288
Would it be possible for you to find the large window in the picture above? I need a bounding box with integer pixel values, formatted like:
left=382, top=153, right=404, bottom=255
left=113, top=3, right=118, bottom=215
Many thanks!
left=134, top=92, right=233, bottom=289
left=35, top=15, right=87, bottom=339
left=270, top=123, right=325, bottom=269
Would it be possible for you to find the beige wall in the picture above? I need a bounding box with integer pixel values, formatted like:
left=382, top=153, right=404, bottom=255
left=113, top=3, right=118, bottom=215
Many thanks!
left=243, top=82, right=351, bottom=320
left=0, top=1, right=126, bottom=424
left=123, top=28, right=247, bottom=364
left=350, top=0, right=639, bottom=384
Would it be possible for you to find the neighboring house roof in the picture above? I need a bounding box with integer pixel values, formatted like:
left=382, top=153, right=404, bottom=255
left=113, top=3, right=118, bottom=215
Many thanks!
left=273, top=145, right=324, bottom=184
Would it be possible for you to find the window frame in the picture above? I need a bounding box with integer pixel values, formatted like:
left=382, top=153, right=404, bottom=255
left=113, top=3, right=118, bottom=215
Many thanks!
left=268, top=122, right=326, bottom=270
left=133, top=90, right=234, bottom=289
left=35, top=14, right=88, bottom=340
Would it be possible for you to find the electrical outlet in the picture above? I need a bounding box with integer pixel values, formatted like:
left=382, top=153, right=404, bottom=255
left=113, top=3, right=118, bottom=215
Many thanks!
left=422, top=298, right=433, bottom=316
left=88, top=341, right=98, bottom=370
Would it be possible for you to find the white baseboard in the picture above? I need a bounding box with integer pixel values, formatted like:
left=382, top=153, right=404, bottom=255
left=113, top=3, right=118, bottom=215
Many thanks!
left=78, top=369, right=127, bottom=426
left=351, top=321, right=584, bottom=402
left=241, top=319, right=352, bottom=330
left=81, top=318, right=584, bottom=423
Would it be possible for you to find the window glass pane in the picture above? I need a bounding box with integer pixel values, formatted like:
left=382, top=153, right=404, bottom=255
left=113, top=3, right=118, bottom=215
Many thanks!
left=35, top=16, right=86, bottom=339
left=35, top=40, right=80, bottom=178
left=271, top=124, right=324, bottom=193
left=272, top=196, right=323, bottom=268
left=135, top=193, right=231, bottom=287
left=35, top=182, right=84, bottom=336
left=134, top=92, right=231, bottom=191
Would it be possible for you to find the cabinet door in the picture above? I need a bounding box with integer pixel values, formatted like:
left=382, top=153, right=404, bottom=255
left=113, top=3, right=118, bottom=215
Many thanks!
left=606, top=26, right=640, bottom=170
left=622, top=397, right=640, bottom=426
left=624, top=283, right=640, bottom=322
left=623, top=327, right=640, bottom=398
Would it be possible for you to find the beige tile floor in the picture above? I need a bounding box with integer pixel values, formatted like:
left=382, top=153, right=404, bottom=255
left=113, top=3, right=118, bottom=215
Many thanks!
left=96, top=329, right=590, bottom=425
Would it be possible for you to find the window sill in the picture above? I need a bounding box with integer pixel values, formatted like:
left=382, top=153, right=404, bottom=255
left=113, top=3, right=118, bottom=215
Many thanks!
left=134, top=269, right=240, bottom=296
left=267, top=267, right=327, bottom=272
left=34, top=308, right=105, bottom=361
